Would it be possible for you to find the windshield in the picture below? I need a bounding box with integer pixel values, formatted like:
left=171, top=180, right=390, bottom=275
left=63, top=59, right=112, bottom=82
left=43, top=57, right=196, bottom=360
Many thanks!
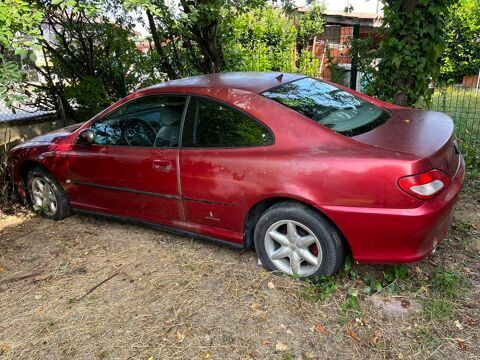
left=262, top=77, right=390, bottom=137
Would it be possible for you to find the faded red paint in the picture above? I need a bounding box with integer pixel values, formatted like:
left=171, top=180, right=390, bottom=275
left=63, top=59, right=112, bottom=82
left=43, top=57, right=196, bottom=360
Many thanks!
left=9, top=72, right=465, bottom=263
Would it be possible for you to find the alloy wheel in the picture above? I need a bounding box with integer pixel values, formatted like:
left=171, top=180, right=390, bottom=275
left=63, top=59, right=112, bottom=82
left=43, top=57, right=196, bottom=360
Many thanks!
left=264, top=220, right=322, bottom=277
left=30, top=177, right=57, bottom=216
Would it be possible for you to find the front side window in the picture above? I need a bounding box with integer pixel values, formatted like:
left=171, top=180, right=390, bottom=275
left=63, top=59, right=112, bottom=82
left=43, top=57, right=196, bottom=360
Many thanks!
left=182, top=97, right=273, bottom=148
left=262, top=77, right=389, bottom=137
left=88, top=95, right=186, bottom=147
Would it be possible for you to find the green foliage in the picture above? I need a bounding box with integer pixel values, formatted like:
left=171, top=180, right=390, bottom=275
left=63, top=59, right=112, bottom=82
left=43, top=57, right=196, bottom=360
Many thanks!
left=302, top=275, right=338, bottom=302
left=0, top=0, right=44, bottom=107
left=221, top=4, right=324, bottom=77
left=340, top=255, right=357, bottom=279
left=325, top=47, right=345, bottom=85
left=360, top=274, right=384, bottom=296
left=342, top=288, right=359, bottom=310
left=37, top=0, right=151, bottom=119
left=383, top=265, right=409, bottom=283
left=432, top=268, right=461, bottom=296
left=32, top=204, right=44, bottom=214
left=440, top=0, right=480, bottom=83
left=2, top=0, right=324, bottom=118
left=221, top=6, right=297, bottom=72
left=0, top=61, right=24, bottom=108
left=296, top=3, right=325, bottom=49
left=125, top=0, right=271, bottom=74
left=352, top=0, right=451, bottom=106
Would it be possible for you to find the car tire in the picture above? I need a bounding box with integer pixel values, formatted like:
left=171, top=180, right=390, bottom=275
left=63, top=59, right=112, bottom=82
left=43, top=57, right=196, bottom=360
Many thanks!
left=254, top=201, right=344, bottom=279
left=27, top=167, right=71, bottom=221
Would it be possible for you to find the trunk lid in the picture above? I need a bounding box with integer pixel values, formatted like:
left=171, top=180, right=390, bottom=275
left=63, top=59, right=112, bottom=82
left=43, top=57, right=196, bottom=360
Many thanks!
left=353, top=109, right=459, bottom=177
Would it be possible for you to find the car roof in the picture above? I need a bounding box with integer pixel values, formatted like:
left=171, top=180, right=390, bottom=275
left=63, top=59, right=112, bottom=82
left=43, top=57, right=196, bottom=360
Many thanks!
left=147, top=72, right=306, bottom=94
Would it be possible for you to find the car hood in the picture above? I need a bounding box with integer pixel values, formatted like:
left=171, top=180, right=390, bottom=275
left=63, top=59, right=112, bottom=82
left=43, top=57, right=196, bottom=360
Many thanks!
left=27, top=123, right=84, bottom=144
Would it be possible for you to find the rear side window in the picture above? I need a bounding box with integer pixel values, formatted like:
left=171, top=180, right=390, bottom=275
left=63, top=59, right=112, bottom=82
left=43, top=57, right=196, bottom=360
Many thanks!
left=262, top=77, right=390, bottom=137
left=182, top=97, right=273, bottom=148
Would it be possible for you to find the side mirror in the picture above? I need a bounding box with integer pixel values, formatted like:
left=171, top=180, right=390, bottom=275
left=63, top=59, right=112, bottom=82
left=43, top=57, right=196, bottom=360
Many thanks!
left=78, top=129, right=94, bottom=145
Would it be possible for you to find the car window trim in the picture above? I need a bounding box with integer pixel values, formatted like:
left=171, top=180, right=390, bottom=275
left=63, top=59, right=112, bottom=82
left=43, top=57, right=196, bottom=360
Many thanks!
left=177, top=95, right=190, bottom=151
left=75, top=94, right=189, bottom=149
left=179, top=94, right=275, bottom=150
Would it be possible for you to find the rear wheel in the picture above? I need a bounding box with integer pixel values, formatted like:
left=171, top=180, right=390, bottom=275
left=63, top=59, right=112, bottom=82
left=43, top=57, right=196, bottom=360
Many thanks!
left=27, top=167, right=71, bottom=221
left=254, top=202, right=344, bottom=279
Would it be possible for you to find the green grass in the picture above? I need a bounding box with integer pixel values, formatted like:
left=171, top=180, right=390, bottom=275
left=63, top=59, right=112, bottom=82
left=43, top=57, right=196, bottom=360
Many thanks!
left=420, top=267, right=465, bottom=322
left=421, top=297, right=455, bottom=321
left=414, top=326, right=446, bottom=351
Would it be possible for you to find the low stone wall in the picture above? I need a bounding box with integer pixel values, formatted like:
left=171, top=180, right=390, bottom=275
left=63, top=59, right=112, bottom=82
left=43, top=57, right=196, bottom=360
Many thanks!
left=0, top=116, right=71, bottom=147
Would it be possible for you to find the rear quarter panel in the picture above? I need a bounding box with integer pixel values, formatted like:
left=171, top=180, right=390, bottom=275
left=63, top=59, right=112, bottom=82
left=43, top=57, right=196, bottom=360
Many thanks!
left=176, top=89, right=428, bottom=236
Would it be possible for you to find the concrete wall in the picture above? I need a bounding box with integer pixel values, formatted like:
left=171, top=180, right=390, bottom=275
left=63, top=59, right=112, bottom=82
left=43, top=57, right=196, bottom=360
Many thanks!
left=0, top=116, right=72, bottom=148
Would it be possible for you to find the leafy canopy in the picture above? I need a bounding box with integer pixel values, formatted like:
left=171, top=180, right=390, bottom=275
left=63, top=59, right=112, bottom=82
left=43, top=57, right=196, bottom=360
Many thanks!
left=0, top=0, right=44, bottom=107
left=440, top=0, right=480, bottom=82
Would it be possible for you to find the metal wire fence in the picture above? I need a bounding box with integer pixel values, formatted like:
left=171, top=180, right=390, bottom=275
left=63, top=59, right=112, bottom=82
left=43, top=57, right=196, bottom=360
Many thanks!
left=428, top=82, right=480, bottom=182
left=0, top=101, right=55, bottom=123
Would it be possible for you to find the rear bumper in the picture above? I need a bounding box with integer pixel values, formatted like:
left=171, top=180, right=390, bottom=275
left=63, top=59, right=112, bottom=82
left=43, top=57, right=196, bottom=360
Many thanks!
left=323, top=156, right=466, bottom=263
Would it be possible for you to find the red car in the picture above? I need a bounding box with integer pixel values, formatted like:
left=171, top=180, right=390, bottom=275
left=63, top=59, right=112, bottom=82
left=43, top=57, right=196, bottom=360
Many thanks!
left=9, top=72, right=465, bottom=278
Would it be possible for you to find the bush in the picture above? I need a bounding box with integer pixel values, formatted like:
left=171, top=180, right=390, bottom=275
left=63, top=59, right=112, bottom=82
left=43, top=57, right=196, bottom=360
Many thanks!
left=440, top=0, right=480, bottom=83
left=220, top=4, right=325, bottom=77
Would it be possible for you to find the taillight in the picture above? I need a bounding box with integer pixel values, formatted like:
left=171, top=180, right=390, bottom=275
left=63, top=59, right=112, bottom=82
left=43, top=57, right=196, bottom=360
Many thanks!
left=398, top=169, right=450, bottom=200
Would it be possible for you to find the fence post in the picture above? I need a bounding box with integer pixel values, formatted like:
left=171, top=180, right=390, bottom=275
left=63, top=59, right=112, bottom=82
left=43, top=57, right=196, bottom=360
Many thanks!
left=349, top=24, right=360, bottom=90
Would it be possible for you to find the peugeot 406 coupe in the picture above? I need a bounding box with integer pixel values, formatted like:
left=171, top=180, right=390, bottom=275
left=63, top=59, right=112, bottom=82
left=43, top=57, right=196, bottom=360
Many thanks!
left=9, top=72, right=465, bottom=278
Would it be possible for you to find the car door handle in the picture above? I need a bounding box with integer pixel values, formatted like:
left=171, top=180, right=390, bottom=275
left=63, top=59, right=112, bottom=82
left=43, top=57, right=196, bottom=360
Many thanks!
left=153, top=160, right=172, bottom=172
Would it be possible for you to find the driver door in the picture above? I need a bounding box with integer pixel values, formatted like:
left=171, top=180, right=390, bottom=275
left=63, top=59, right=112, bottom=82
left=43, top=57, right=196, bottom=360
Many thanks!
left=67, top=95, right=187, bottom=226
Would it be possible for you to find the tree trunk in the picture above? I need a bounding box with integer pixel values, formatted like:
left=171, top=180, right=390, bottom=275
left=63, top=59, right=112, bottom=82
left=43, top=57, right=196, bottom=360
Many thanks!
left=179, top=0, right=223, bottom=73
left=146, top=9, right=179, bottom=80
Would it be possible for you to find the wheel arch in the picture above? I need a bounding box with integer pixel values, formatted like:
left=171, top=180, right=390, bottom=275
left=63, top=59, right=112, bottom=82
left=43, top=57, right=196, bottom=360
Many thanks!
left=20, top=160, right=48, bottom=186
left=18, top=160, right=57, bottom=200
left=243, top=196, right=351, bottom=253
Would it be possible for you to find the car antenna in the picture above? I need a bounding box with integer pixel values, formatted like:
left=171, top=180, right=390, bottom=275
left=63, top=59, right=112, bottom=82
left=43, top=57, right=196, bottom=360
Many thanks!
left=275, top=73, right=284, bottom=82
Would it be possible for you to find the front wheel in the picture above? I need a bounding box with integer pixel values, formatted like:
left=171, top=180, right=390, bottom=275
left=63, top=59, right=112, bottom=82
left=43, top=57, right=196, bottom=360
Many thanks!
left=27, top=167, right=71, bottom=221
left=254, top=202, right=345, bottom=279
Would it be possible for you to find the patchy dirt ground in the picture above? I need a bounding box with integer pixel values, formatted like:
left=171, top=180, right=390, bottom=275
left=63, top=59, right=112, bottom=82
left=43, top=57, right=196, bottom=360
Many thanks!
left=0, top=186, right=479, bottom=360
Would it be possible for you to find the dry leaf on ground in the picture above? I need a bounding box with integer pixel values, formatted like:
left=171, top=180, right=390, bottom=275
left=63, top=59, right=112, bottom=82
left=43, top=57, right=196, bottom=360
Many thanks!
left=313, top=324, right=326, bottom=334
left=456, top=338, right=467, bottom=352
left=370, top=330, right=382, bottom=346
left=346, top=328, right=361, bottom=342
left=176, top=330, right=185, bottom=343
left=275, top=341, right=288, bottom=352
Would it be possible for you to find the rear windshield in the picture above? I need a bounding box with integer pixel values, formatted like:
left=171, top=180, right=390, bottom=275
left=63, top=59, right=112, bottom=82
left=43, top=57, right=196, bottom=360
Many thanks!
left=262, top=77, right=390, bottom=137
